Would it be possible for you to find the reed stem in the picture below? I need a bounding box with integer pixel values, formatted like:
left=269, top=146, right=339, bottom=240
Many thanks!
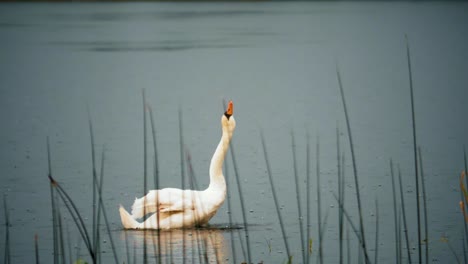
left=3, top=194, right=11, bottom=264
left=374, top=199, right=379, bottom=264
left=418, top=147, right=428, bottom=264
left=142, top=90, right=148, bottom=263
left=148, top=106, right=162, bottom=263
left=35, top=234, right=40, bottom=264
left=397, top=165, right=412, bottom=263
left=336, top=65, right=368, bottom=263
left=389, top=160, right=400, bottom=264
left=178, top=107, right=187, bottom=264
left=316, top=140, right=323, bottom=264
left=260, top=131, right=291, bottom=261
left=306, top=132, right=311, bottom=264
left=337, top=127, right=344, bottom=264
left=406, top=34, right=422, bottom=263
left=291, top=130, right=306, bottom=264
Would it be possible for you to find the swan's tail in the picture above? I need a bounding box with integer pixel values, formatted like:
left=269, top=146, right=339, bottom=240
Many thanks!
left=131, top=190, right=159, bottom=219
left=119, top=205, right=140, bottom=229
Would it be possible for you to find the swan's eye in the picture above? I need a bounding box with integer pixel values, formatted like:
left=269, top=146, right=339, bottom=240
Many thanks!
left=224, top=112, right=231, bottom=120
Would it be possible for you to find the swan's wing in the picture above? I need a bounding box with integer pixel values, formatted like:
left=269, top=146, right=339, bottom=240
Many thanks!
left=131, top=188, right=196, bottom=219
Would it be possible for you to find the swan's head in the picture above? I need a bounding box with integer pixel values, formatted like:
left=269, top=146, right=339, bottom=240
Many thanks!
left=222, top=100, right=236, bottom=134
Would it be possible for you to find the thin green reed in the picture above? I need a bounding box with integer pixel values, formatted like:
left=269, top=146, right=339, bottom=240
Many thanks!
left=418, top=147, right=428, bottom=264
left=397, top=165, right=411, bottom=263
left=48, top=176, right=95, bottom=262
left=398, top=207, right=402, bottom=264
left=464, top=146, right=468, bottom=264
left=260, top=131, right=291, bottom=263
left=66, top=221, right=73, bottom=264
left=390, top=160, right=400, bottom=264
left=317, top=140, right=323, bottom=264
left=96, top=148, right=120, bottom=263
left=184, top=149, right=205, bottom=264
left=124, top=230, right=130, bottom=264
left=224, top=158, right=238, bottom=264
left=306, top=132, right=311, bottom=264
left=35, top=234, right=40, bottom=264
left=178, top=107, right=187, bottom=264
left=3, top=194, right=11, bottom=264
left=346, top=222, right=351, bottom=264
left=87, top=108, right=98, bottom=261
left=332, top=192, right=371, bottom=263
left=142, top=90, right=148, bottom=263
left=89, top=111, right=119, bottom=263
left=291, top=130, right=306, bottom=264
left=47, top=137, right=58, bottom=264
left=336, top=65, right=369, bottom=263
left=97, top=148, right=104, bottom=264
left=148, top=106, right=162, bottom=264
left=224, top=103, right=252, bottom=264
left=337, top=127, right=344, bottom=264
left=87, top=111, right=101, bottom=264
left=56, top=199, right=66, bottom=264
left=405, top=34, right=422, bottom=263
left=374, top=199, right=379, bottom=264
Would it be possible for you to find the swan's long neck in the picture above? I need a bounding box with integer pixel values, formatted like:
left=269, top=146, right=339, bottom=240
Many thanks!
left=208, top=127, right=232, bottom=191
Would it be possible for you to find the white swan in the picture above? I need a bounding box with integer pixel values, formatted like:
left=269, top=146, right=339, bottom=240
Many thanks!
left=119, top=101, right=236, bottom=229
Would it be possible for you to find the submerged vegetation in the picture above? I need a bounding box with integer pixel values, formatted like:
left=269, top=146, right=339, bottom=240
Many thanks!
left=1, top=36, right=467, bottom=264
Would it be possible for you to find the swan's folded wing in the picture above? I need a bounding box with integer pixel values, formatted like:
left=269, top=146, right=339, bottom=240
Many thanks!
left=131, top=189, right=195, bottom=219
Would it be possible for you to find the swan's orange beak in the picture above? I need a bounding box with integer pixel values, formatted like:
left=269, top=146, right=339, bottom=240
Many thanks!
left=224, top=100, right=233, bottom=119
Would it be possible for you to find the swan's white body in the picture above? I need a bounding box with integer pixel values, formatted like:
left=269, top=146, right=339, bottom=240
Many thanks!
left=119, top=102, right=236, bottom=229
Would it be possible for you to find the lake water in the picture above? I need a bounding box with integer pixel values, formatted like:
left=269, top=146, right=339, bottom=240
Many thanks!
left=1, top=1, right=468, bottom=263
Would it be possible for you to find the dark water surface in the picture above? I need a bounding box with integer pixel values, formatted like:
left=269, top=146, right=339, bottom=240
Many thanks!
left=1, top=1, right=468, bottom=263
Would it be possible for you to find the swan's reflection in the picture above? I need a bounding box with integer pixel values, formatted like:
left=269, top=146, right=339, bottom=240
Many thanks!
left=120, top=226, right=229, bottom=263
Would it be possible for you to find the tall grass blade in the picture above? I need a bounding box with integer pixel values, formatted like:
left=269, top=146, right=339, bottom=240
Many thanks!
left=148, top=106, right=162, bottom=263
left=346, top=222, right=350, bottom=264
left=464, top=146, right=468, bottom=264
left=464, top=236, right=467, bottom=264
left=389, top=160, right=400, bottom=264
left=96, top=147, right=105, bottom=264
left=418, top=147, right=428, bottom=264
left=3, top=194, right=11, bottom=264
left=316, top=139, right=323, bottom=264
left=178, top=107, right=187, bottom=264
left=56, top=200, right=66, bottom=264
left=291, top=130, right=306, bottom=264
left=47, top=137, right=58, bottom=264
left=337, top=127, right=344, bottom=264
left=224, top=158, right=238, bottom=264
left=442, top=236, right=461, bottom=264
left=96, top=148, right=120, bottom=264
left=260, top=131, right=291, bottom=261
left=224, top=101, right=252, bottom=263
left=405, top=34, right=422, bottom=263
left=142, top=89, right=148, bottom=263
left=49, top=177, right=95, bottom=262
left=464, top=147, right=468, bottom=198
left=124, top=230, right=130, bottom=264
left=306, top=132, right=311, bottom=264
left=87, top=111, right=102, bottom=263
left=35, top=234, right=40, bottom=264
left=133, top=240, right=137, bottom=264
left=332, top=192, right=371, bottom=263
left=185, top=149, right=208, bottom=264
left=66, top=220, right=73, bottom=264
left=336, top=65, right=368, bottom=263
left=398, top=206, right=402, bottom=264
left=87, top=108, right=98, bottom=259
left=397, top=165, right=412, bottom=263
left=374, top=199, right=379, bottom=264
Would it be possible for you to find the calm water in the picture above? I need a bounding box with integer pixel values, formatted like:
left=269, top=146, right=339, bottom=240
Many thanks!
left=1, top=1, right=468, bottom=263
